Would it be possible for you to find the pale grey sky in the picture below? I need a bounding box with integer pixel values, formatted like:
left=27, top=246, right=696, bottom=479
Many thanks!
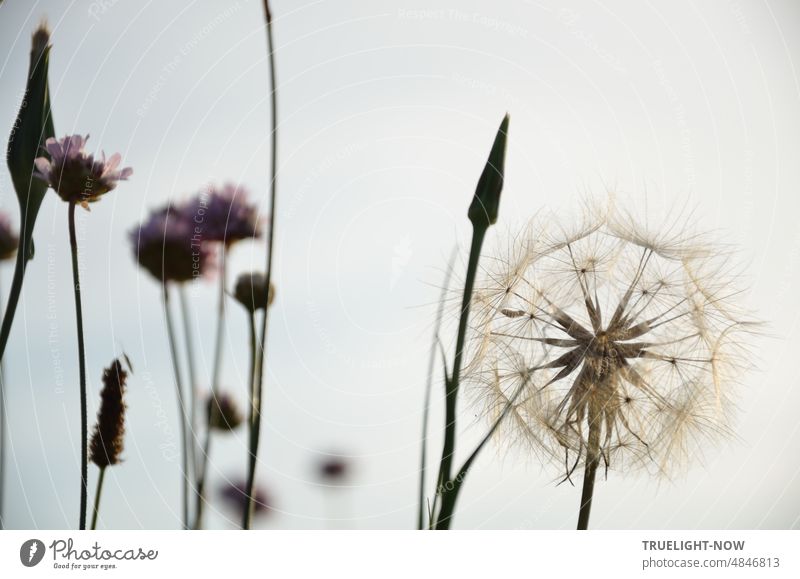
left=0, top=0, right=799, bottom=529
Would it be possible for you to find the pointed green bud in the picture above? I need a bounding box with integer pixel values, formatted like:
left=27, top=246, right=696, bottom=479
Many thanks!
left=7, top=21, right=56, bottom=261
left=467, top=114, right=509, bottom=230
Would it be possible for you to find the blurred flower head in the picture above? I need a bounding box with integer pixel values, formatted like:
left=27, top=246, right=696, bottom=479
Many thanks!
left=467, top=203, right=757, bottom=479
left=0, top=212, right=19, bottom=261
left=233, top=271, right=274, bottom=312
left=181, top=183, right=261, bottom=245
left=129, top=204, right=214, bottom=283
left=207, top=392, right=243, bottom=431
left=89, top=358, right=129, bottom=468
left=316, top=454, right=351, bottom=484
left=219, top=480, right=272, bottom=520
left=33, top=134, right=131, bottom=208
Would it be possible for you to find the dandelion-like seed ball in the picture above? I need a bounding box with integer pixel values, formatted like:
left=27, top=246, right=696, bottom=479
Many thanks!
left=466, top=205, right=756, bottom=528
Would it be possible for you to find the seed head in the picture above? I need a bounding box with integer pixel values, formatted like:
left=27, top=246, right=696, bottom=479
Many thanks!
left=89, top=359, right=129, bottom=468
left=207, top=392, right=243, bottom=431
left=233, top=271, right=274, bottom=312
left=467, top=203, right=757, bottom=479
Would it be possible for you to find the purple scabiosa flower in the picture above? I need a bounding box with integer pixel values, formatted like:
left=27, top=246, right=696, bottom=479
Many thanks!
left=0, top=212, right=19, bottom=261
left=181, top=183, right=262, bottom=245
left=129, top=204, right=214, bottom=283
left=207, top=392, right=243, bottom=431
left=220, top=480, right=272, bottom=520
left=33, top=134, right=132, bottom=208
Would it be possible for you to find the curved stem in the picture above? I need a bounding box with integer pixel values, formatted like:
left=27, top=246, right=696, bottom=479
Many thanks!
left=162, top=284, right=190, bottom=529
left=0, top=228, right=34, bottom=530
left=434, top=225, right=487, bottom=530
left=68, top=202, right=88, bottom=530
left=250, top=0, right=278, bottom=526
left=243, top=311, right=260, bottom=529
left=194, top=245, right=227, bottom=529
left=577, top=411, right=601, bottom=530
left=90, top=466, right=106, bottom=530
left=0, top=231, right=29, bottom=363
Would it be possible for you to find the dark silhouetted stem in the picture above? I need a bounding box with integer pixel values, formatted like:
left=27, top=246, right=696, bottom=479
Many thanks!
left=418, top=250, right=456, bottom=530
left=0, top=242, right=29, bottom=363
left=68, top=202, right=88, bottom=530
left=194, top=245, right=227, bottom=529
left=0, top=273, right=6, bottom=530
left=90, top=466, right=106, bottom=530
left=577, top=410, right=601, bottom=530
left=434, top=225, right=487, bottom=530
left=243, top=311, right=260, bottom=529
left=162, top=284, right=190, bottom=530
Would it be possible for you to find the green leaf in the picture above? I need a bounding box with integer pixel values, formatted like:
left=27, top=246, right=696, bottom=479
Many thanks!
left=7, top=26, right=56, bottom=261
left=467, top=114, right=509, bottom=229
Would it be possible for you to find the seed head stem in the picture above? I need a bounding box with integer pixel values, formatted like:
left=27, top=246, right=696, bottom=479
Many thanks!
left=577, top=407, right=602, bottom=530
left=90, top=466, right=106, bottom=530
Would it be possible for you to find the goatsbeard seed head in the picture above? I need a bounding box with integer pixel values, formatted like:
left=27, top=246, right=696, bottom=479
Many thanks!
left=465, top=202, right=758, bottom=480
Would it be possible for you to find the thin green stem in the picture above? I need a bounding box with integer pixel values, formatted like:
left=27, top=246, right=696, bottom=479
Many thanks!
left=246, top=0, right=277, bottom=530
left=194, top=245, right=227, bottom=529
left=418, top=250, right=456, bottom=530
left=68, top=202, right=88, bottom=531
left=162, top=284, right=190, bottom=530
left=90, top=466, right=107, bottom=530
left=0, top=272, right=6, bottom=530
left=577, top=409, right=601, bottom=530
left=436, top=373, right=530, bottom=527
left=434, top=225, right=487, bottom=530
left=178, top=285, right=199, bottom=481
left=243, top=311, right=260, bottom=529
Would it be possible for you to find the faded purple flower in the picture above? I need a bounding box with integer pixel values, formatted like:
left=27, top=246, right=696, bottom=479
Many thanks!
left=0, top=212, right=19, bottom=261
left=181, top=183, right=261, bottom=245
left=317, top=454, right=351, bottom=484
left=220, top=480, right=272, bottom=519
left=34, top=134, right=132, bottom=208
left=129, top=204, right=214, bottom=283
